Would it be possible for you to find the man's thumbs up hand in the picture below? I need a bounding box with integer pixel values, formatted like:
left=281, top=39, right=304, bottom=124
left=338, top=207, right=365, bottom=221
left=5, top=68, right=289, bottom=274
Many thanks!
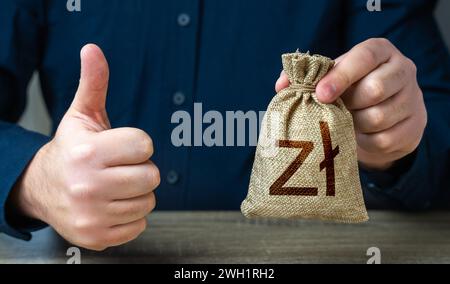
left=9, top=44, right=160, bottom=251
left=65, top=44, right=111, bottom=131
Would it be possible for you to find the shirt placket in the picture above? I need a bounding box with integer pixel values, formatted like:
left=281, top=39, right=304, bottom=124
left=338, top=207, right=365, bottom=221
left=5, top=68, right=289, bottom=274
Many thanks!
left=160, top=0, right=200, bottom=209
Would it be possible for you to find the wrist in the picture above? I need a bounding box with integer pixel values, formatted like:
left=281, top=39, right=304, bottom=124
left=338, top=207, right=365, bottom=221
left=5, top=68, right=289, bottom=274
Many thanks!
left=8, top=142, right=51, bottom=223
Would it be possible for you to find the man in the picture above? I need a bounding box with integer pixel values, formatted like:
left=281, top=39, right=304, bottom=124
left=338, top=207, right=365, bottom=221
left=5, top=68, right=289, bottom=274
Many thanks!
left=0, top=0, right=449, bottom=251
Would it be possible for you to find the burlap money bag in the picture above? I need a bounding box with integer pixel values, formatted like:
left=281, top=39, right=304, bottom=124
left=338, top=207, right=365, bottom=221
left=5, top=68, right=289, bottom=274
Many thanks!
left=241, top=52, right=368, bottom=223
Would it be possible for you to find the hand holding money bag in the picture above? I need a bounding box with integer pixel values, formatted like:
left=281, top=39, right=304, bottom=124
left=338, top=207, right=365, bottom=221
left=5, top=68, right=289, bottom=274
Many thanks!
left=241, top=52, right=368, bottom=223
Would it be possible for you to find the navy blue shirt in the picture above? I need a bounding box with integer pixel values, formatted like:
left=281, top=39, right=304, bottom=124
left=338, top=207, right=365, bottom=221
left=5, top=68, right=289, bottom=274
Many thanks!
left=1, top=0, right=450, bottom=240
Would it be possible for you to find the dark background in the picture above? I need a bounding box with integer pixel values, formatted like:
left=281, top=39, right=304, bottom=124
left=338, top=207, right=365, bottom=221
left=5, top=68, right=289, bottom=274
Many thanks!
left=18, top=1, right=450, bottom=135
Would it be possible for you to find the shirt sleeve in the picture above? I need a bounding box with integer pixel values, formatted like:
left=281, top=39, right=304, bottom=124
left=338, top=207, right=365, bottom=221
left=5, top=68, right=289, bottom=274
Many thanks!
left=345, top=0, right=450, bottom=210
left=0, top=0, right=50, bottom=240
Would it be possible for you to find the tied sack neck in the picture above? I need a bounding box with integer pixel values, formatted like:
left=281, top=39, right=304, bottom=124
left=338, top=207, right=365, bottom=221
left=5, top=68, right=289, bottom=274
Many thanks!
left=282, top=51, right=335, bottom=92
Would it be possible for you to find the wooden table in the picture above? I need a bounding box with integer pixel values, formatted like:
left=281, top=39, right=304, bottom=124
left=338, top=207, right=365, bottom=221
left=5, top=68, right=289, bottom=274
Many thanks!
left=0, top=211, right=449, bottom=264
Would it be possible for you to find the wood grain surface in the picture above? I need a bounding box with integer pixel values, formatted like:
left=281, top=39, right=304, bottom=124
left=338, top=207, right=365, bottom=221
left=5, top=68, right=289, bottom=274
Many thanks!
left=0, top=211, right=449, bottom=264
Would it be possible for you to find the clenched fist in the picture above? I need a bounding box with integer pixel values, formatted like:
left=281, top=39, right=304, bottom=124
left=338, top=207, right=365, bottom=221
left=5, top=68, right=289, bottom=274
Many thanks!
left=9, top=44, right=160, bottom=251
left=276, top=38, right=428, bottom=171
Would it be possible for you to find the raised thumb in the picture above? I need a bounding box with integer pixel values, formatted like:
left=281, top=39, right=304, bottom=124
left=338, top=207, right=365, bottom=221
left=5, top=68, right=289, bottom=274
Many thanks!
left=70, top=44, right=110, bottom=122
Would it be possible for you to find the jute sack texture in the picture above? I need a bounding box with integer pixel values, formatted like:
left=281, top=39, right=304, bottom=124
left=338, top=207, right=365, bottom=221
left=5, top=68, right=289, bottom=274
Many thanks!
left=241, top=52, right=368, bottom=223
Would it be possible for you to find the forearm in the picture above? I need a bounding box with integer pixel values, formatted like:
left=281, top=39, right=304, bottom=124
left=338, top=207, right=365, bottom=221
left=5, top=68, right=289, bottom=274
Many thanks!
left=7, top=142, right=52, bottom=224
left=0, top=122, right=50, bottom=240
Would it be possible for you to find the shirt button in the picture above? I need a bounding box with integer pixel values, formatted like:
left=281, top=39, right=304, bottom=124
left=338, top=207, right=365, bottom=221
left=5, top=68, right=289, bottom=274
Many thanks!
left=366, top=183, right=379, bottom=191
left=177, top=13, right=191, bottom=27
left=173, top=92, right=186, bottom=106
left=167, top=170, right=180, bottom=185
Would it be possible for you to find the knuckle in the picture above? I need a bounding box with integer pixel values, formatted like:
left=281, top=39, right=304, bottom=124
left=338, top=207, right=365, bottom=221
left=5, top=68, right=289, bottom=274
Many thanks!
left=360, top=45, right=378, bottom=67
left=67, top=182, right=96, bottom=201
left=131, top=219, right=147, bottom=237
left=100, top=234, right=121, bottom=249
left=139, top=218, right=148, bottom=233
left=406, top=139, right=421, bottom=154
left=359, top=38, right=394, bottom=67
left=72, top=216, right=95, bottom=233
left=70, top=219, right=110, bottom=251
left=364, top=79, right=385, bottom=103
left=421, top=106, right=428, bottom=129
left=82, top=238, right=108, bottom=252
left=376, top=38, right=392, bottom=47
left=135, top=130, right=154, bottom=158
left=146, top=194, right=156, bottom=213
left=367, top=38, right=392, bottom=50
left=69, top=143, right=96, bottom=163
left=108, top=229, right=139, bottom=247
left=367, top=108, right=385, bottom=129
left=89, top=245, right=108, bottom=252
left=118, top=171, right=134, bottom=186
left=127, top=220, right=147, bottom=243
left=104, top=236, right=124, bottom=247
left=406, top=58, right=417, bottom=75
left=372, top=132, right=393, bottom=153
left=393, top=63, right=408, bottom=82
left=148, top=165, right=161, bottom=188
left=138, top=194, right=155, bottom=215
left=115, top=203, right=135, bottom=216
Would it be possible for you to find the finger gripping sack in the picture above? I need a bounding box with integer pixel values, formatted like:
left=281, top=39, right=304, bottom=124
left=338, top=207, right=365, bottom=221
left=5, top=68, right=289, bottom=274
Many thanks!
left=241, top=51, right=368, bottom=223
